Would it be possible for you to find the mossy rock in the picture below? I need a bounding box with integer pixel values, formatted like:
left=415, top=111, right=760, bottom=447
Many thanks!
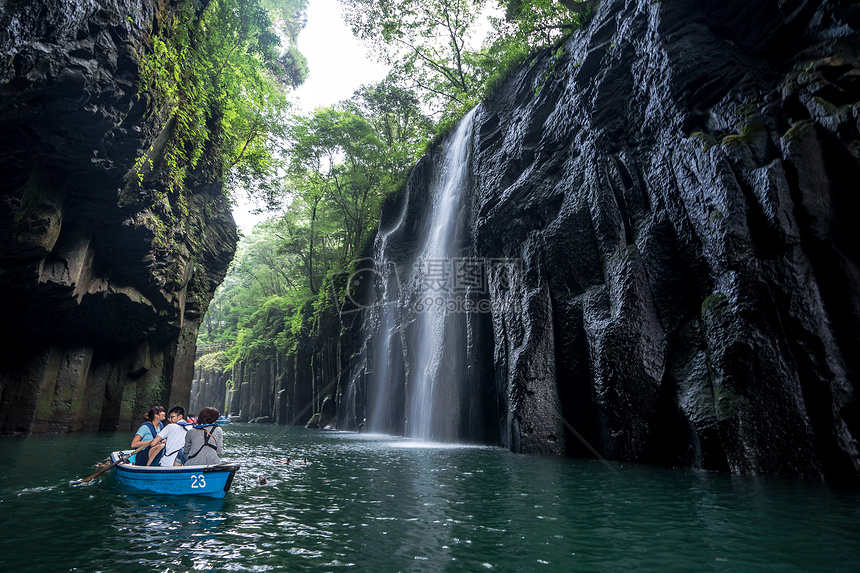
left=713, top=383, right=745, bottom=421
left=722, top=122, right=764, bottom=146
left=735, top=103, right=759, bottom=119
left=814, top=96, right=839, bottom=115
left=781, top=120, right=812, bottom=142
left=709, top=208, right=725, bottom=225
left=701, top=293, right=728, bottom=317
left=690, top=130, right=717, bottom=151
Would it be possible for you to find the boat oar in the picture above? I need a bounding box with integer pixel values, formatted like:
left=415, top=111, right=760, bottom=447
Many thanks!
left=72, top=443, right=148, bottom=484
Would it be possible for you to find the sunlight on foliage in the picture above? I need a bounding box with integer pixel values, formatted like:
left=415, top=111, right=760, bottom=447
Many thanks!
left=137, top=0, right=308, bottom=200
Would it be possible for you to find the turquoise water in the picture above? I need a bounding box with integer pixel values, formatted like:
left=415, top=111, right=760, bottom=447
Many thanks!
left=1, top=425, right=858, bottom=572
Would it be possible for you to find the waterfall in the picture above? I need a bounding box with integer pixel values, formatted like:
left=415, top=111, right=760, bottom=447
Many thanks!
left=407, top=107, right=477, bottom=441
left=364, top=107, right=479, bottom=442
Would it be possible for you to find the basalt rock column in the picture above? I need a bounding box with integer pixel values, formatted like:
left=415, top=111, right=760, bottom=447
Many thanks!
left=471, top=0, right=860, bottom=480
left=0, top=0, right=238, bottom=434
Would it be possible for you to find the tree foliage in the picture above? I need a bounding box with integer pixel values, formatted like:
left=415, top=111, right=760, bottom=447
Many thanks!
left=138, top=0, right=308, bottom=200
left=496, top=0, right=593, bottom=45
left=199, top=80, right=432, bottom=363
left=340, top=0, right=487, bottom=119
left=339, top=0, right=594, bottom=122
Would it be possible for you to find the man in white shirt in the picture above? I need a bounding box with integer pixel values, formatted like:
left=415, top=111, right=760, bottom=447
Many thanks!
left=149, top=406, right=191, bottom=466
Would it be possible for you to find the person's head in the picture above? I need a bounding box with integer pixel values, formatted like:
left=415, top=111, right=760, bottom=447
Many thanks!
left=197, top=407, right=220, bottom=425
left=143, top=406, right=165, bottom=422
left=167, top=406, right=185, bottom=423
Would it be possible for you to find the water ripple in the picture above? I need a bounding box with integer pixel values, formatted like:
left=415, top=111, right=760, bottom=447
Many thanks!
left=1, top=426, right=859, bottom=572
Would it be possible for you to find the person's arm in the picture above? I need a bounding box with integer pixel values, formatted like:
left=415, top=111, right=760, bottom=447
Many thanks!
left=130, top=427, right=153, bottom=449
left=215, top=427, right=223, bottom=456
left=183, top=431, right=192, bottom=455
left=149, top=427, right=168, bottom=449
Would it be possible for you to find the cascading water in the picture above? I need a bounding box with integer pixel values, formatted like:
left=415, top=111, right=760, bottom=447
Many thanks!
left=407, top=107, right=477, bottom=441
left=364, top=107, right=479, bottom=442
left=367, top=238, right=402, bottom=435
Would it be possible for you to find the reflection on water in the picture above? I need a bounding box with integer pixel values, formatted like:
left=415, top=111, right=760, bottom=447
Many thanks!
left=1, top=425, right=859, bottom=572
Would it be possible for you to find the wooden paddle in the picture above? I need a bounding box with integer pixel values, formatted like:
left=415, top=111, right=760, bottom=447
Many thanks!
left=73, top=443, right=149, bottom=484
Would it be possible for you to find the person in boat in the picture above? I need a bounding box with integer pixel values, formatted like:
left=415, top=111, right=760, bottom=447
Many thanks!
left=148, top=406, right=192, bottom=466
left=130, top=405, right=166, bottom=466
left=184, top=407, right=223, bottom=466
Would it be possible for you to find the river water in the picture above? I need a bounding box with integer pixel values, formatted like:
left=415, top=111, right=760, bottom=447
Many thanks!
left=1, top=424, right=858, bottom=572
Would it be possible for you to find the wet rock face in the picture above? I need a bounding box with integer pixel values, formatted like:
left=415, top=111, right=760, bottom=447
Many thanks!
left=343, top=0, right=860, bottom=482
left=0, top=1, right=238, bottom=434
left=468, top=0, right=860, bottom=481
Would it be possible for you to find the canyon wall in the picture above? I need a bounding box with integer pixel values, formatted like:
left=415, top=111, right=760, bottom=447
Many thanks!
left=478, top=0, right=860, bottom=481
left=190, top=300, right=355, bottom=429
left=355, top=0, right=860, bottom=482
left=0, top=0, right=238, bottom=433
left=191, top=352, right=319, bottom=426
left=13, top=0, right=859, bottom=485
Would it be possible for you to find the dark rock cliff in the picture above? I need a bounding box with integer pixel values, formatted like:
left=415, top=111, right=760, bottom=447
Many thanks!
left=357, top=0, right=860, bottom=482
left=0, top=0, right=238, bottom=434
left=479, top=0, right=860, bottom=481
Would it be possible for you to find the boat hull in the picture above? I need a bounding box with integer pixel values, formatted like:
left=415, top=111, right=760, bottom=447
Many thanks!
left=109, top=451, right=239, bottom=498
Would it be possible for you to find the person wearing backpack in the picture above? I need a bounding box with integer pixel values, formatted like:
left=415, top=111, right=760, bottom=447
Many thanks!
left=130, top=405, right=166, bottom=466
left=148, top=405, right=192, bottom=466
left=184, top=407, right=223, bottom=466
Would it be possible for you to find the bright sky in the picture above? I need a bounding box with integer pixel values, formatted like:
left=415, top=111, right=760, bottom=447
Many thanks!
left=232, top=0, right=390, bottom=230
left=292, top=0, right=390, bottom=112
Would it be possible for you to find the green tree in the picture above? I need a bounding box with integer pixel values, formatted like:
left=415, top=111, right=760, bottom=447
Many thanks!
left=275, top=176, right=339, bottom=295
left=138, top=0, right=308, bottom=200
left=286, top=106, right=395, bottom=272
left=200, top=219, right=306, bottom=343
left=347, top=78, right=435, bottom=174
left=261, top=0, right=310, bottom=44
left=339, top=0, right=594, bottom=125
left=340, top=0, right=488, bottom=116
left=494, top=0, right=592, bottom=46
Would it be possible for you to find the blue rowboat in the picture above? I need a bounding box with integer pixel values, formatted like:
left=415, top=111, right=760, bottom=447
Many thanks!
left=109, top=451, right=240, bottom=498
